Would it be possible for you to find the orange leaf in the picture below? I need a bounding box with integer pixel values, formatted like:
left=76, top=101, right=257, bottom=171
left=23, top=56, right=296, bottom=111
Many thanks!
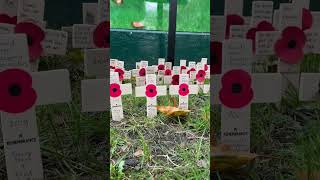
left=212, top=144, right=257, bottom=171
left=132, top=21, right=145, bottom=29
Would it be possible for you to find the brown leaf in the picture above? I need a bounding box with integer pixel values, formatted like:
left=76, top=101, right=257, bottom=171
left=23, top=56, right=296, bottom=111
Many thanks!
left=157, top=105, right=190, bottom=117
left=212, top=144, right=257, bottom=171
left=132, top=21, right=145, bottom=29
left=114, top=0, right=123, bottom=5
left=134, top=149, right=144, bottom=157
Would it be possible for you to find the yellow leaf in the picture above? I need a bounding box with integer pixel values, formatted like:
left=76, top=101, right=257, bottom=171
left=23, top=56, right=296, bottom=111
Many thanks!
left=212, top=144, right=257, bottom=171
left=157, top=105, right=190, bottom=117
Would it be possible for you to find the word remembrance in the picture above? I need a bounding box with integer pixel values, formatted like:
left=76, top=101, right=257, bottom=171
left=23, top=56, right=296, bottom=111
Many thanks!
left=212, top=0, right=320, bottom=152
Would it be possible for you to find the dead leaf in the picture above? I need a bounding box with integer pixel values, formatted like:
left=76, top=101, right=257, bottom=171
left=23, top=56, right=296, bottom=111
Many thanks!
left=212, top=144, right=257, bottom=171
left=134, top=149, right=144, bottom=157
left=157, top=106, right=190, bottom=117
left=132, top=21, right=145, bottom=29
left=114, top=0, right=123, bottom=5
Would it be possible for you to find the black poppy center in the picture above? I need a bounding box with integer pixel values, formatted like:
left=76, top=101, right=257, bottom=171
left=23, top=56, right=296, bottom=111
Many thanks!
left=182, top=88, right=186, bottom=92
left=200, top=74, right=203, bottom=77
left=288, top=40, right=296, bottom=49
left=149, top=89, right=154, bottom=93
left=27, top=35, right=33, bottom=46
left=232, top=83, right=242, bottom=94
left=112, top=88, right=118, bottom=93
left=8, top=84, right=22, bottom=96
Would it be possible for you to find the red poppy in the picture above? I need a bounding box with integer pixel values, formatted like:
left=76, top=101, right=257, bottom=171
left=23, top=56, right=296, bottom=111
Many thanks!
left=93, top=21, right=109, bottom=48
left=274, top=26, right=306, bottom=64
left=0, top=69, right=37, bottom=113
left=219, top=69, right=253, bottom=109
left=114, top=68, right=124, bottom=81
left=211, top=41, right=222, bottom=74
left=139, top=68, right=146, bottom=76
left=158, top=64, right=165, bottom=71
left=145, top=84, right=157, bottom=98
left=0, top=14, right=17, bottom=24
left=196, top=70, right=206, bottom=82
left=246, top=21, right=275, bottom=53
left=110, top=66, right=115, bottom=69
left=180, top=66, right=187, bottom=70
left=302, top=8, right=313, bottom=31
left=14, top=22, right=45, bottom=61
left=178, top=83, right=189, bottom=96
left=226, top=14, right=244, bottom=39
left=187, top=68, right=196, bottom=75
left=204, top=64, right=208, bottom=71
left=110, top=83, right=122, bottom=98
left=171, top=74, right=179, bottom=85
left=164, top=69, right=172, bottom=76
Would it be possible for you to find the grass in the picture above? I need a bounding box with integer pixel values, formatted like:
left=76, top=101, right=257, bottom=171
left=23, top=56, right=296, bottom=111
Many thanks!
left=110, top=0, right=210, bottom=32
left=110, top=92, right=210, bottom=179
left=212, top=54, right=320, bottom=179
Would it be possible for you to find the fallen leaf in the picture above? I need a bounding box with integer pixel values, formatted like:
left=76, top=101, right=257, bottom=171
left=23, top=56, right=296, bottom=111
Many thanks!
left=212, top=144, right=257, bottom=171
left=157, top=106, right=190, bottom=117
left=134, top=149, right=144, bottom=157
left=132, top=21, right=145, bottom=29
left=114, top=0, right=123, bottom=5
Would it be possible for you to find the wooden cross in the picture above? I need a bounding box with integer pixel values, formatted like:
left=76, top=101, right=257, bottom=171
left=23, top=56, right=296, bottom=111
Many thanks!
left=0, top=0, right=68, bottom=71
left=135, top=74, right=167, bottom=117
left=134, top=61, right=148, bottom=86
left=0, top=34, right=71, bottom=180
left=213, top=39, right=282, bottom=152
left=110, top=72, right=132, bottom=121
left=169, top=74, right=199, bottom=110
left=84, top=48, right=108, bottom=78
left=72, top=0, right=108, bottom=50
left=77, top=1, right=109, bottom=112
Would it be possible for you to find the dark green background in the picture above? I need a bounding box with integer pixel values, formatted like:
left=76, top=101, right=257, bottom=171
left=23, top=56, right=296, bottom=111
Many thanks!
left=44, top=0, right=97, bottom=28
left=110, top=30, right=210, bottom=69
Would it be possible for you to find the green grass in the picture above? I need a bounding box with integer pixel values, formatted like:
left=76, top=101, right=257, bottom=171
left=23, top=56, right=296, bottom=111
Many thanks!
left=110, top=92, right=210, bottom=179
left=212, top=54, right=320, bottom=179
left=110, top=0, right=210, bottom=32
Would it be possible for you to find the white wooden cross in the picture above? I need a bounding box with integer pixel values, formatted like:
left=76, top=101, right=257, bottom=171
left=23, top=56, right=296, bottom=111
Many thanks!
left=110, top=72, right=132, bottom=121
left=84, top=48, right=108, bottom=78
left=169, top=74, right=199, bottom=110
left=0, top=34, right=71, bottom=180
left=213, top=39, right=282, bottom=152
left=134, top=61, right=148, bottom=86
left=299, top=73, right=320, bottom=102
left=135, top=74, right=167, bottom=117
left=72, top=0, right=109, bottom=50
left=79, top=0, right=110, bottom=112
left=195, top=62, right=210, bottom=94
left=82, top=2, right=99, bottom=25
left=0, top=0, right=69, bottom=71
